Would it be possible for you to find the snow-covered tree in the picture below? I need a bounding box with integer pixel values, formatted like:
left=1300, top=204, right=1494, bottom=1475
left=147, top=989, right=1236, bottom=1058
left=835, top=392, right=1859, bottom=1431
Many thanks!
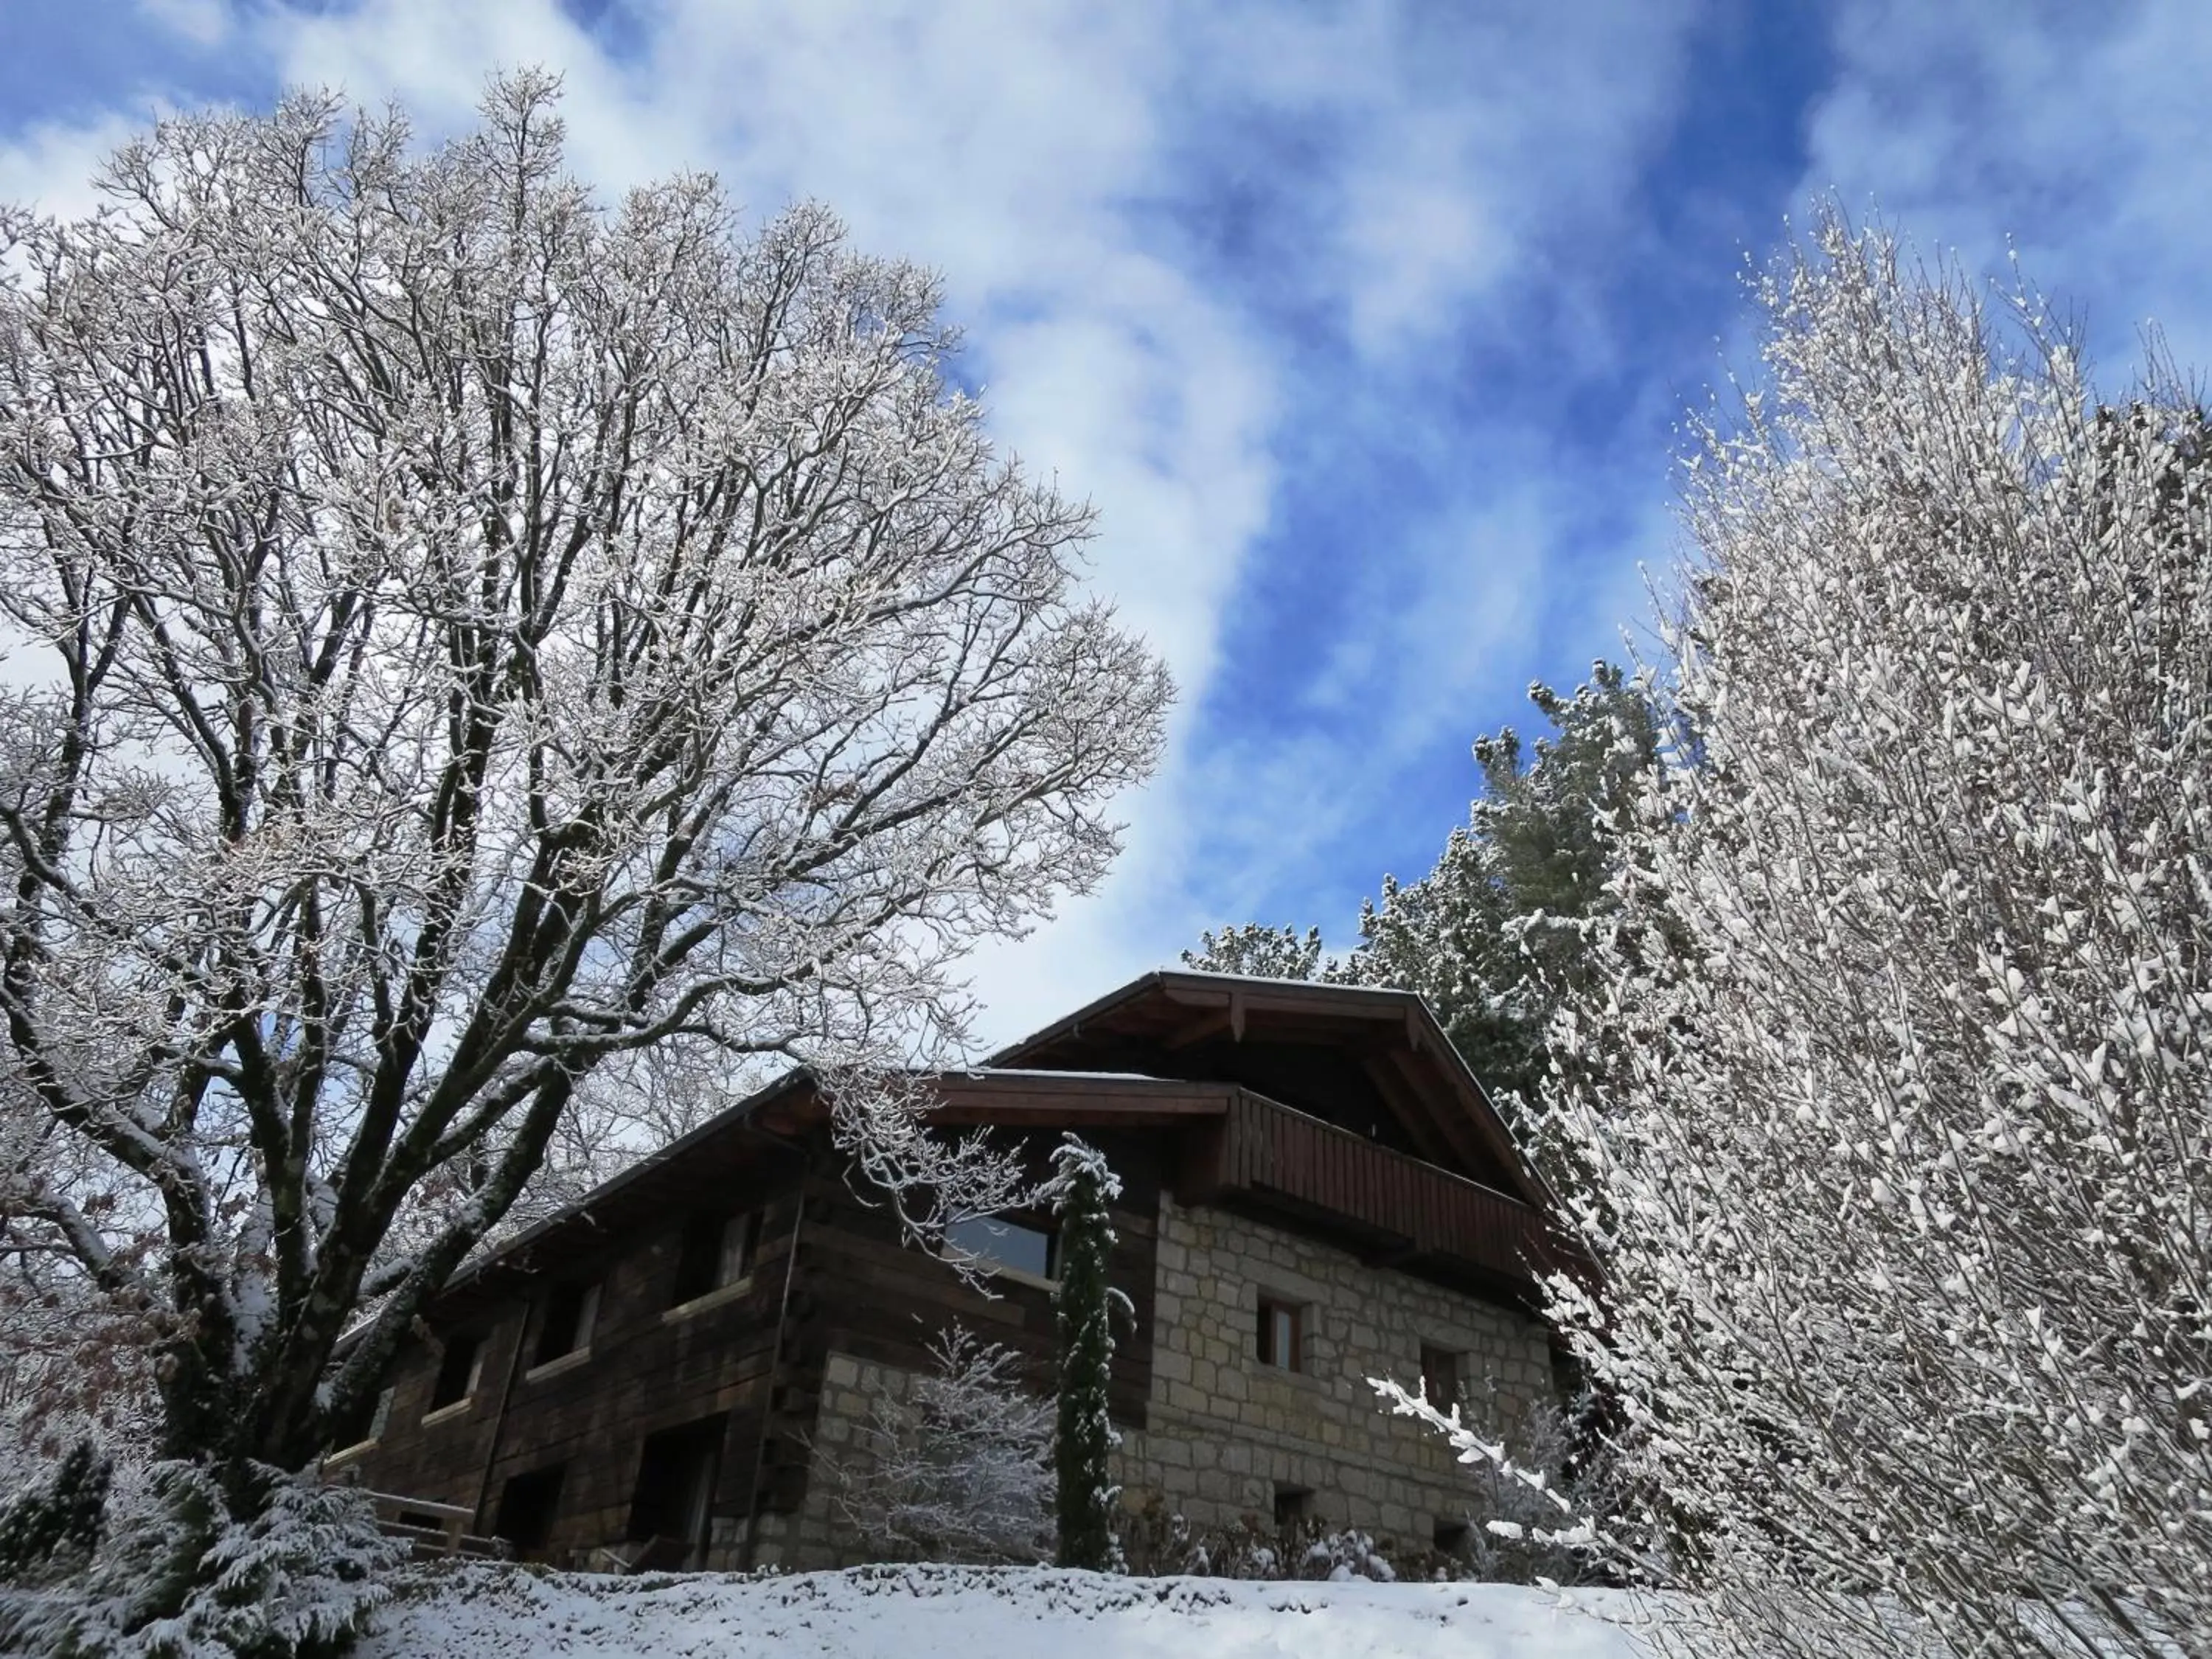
left=0, top=1439, right=111, bottom=1584
left=824, top=1322, right=1054, bottom=1564
left=1540, top=211, right=2212, bottom=1658
left=0, top=68, right=1166, bottom=1523
left=1045, top=1135, right=1127, bottom=1572
left=1, top=1461, right=403, bottom=1658
left=1180, top=922, right=1327, bottom=981
left=1346, top=663, right=1663, bottom=1132
left=1186, top=666, right=1663, bottom=1142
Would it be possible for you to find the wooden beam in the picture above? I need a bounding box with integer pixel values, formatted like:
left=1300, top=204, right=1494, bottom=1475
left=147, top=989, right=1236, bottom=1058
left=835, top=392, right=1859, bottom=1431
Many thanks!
left=1380, top=1046, right=1498, bottom=1186
left=1164, top=1009, right=1233, bottom=1050
left=926, top=1098, right=1230, bottom=1128
left=1360, top=1053, right=1458, bottom=1170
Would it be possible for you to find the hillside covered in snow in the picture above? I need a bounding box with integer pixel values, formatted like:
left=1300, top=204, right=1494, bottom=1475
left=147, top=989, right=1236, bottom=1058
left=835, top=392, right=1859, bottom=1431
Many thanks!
left=364, top=1562, right=1662, bottom=1659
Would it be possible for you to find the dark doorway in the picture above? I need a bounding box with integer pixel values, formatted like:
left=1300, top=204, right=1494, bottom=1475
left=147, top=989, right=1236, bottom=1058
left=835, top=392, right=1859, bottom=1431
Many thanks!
left=495, top=1463, right=568, bottom=1556
left=626, top=1413, right=728, bottom=1571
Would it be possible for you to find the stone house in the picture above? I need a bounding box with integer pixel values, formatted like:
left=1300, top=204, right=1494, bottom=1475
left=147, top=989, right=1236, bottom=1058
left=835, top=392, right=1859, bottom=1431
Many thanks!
left=322, top=970, right=1586, bottom=1569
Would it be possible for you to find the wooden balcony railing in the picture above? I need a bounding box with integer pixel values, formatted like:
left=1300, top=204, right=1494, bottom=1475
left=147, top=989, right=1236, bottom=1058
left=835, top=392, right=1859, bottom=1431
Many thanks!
left=1197, top=1088, right=1582, bottom=1291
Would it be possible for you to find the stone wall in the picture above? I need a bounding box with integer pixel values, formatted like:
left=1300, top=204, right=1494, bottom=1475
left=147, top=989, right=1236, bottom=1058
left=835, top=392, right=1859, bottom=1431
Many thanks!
left=1113, top=1194, right=1554, bottom=1552
left=765, top=1193, right=1557, bottom=1568
left=741, top=1349, right=911, bottom=1569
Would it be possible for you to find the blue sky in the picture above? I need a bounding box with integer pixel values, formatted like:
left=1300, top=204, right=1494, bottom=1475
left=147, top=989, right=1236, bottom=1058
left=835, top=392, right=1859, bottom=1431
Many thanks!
left=5, top=0, right=2207, bottom=1045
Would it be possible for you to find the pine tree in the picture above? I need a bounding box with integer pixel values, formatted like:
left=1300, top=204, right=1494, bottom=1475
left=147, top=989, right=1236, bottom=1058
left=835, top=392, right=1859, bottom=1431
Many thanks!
left=1043, top=1137, right=1130, bottom=1572
left=1180, top=923, right=1329, bottom=981
left=1184, top=664, right=1664, bottom=1144
left=1343, top=664, right=1663, bottom=1128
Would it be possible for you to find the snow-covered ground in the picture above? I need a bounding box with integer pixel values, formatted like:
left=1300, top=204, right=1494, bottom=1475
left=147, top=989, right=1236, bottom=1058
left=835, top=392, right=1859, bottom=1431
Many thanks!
left=365, top=1562, right=1663, bottom=1659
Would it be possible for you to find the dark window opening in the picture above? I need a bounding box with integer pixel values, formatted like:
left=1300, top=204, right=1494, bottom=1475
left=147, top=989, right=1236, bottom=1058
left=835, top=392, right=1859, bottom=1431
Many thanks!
left=1419, top=1343, right=1464, bottom=1408
left=669, top=1211, right=759, bottom=1308
left=944, top=1215, right=1056, bottom=1280
left=429, top=1333, right=482, bottom=1410
left=495, top=1463, right=567, bottom=1554
left=1272, top=1484, right=1314, bottom=1529
left=535, top=1280, right=599, bottom=1367
left=627, top=1413, right=728, bottom=1571
left=328, top=1383, right=392, bottom=1450
left=1257, top=1298, right=1303, bottom=1372
left=1433, top=1518, right=1471, bottom=1556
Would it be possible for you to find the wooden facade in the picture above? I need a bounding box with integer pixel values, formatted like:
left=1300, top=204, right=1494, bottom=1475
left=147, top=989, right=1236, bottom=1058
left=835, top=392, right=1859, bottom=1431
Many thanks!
left=324, top=971, right=1584, bottom=1570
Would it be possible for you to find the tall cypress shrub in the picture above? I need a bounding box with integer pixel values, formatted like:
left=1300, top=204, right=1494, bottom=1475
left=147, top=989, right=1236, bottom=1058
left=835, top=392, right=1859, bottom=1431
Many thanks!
left=1045, top=1135, right=1130, bottom=1571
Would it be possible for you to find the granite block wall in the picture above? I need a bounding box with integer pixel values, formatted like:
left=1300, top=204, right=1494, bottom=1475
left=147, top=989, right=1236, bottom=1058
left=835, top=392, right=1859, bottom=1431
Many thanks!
left=765, top=1192, right=1557, bottom=1568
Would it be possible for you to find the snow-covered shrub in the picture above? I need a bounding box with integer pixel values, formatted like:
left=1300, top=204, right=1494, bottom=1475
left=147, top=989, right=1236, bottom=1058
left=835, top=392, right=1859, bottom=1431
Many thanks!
left=0, top=1462, right=405, bottom=1658
left=0, top=1440, right=112, bottom=1584
left=1378, top=1392, right=1620, bottom=1586
left=1113, top=1500, right=1397, bottom=1584
left=1295, top=1529, right=1397, bottom=1584
left=824, top=1324, right=1054, bottom=1565
left=1044, top=1138, right=1130, bottom=1573
left=1455, top=1382, right=1639, bottom=1587
left=1532, top=209, right=2212, bottom=1658
left=1370, top=1366, right=1652, bottom=1590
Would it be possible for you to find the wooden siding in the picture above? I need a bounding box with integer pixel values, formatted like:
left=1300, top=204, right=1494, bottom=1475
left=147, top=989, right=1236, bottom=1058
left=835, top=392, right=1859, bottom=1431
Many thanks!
left=1193, top=1089, right=1578, bottom=1291
left=332, top=1126, right=1163, bottom=1568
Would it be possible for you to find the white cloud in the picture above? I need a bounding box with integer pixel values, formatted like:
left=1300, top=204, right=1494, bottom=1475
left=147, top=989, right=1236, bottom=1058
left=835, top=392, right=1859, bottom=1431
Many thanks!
left=136, top=0, right=230, bottom=48
left=1805, top=0, right=2212, bottom=378
left=0, top=113, right=145, bottom=221
left=0, top=0, right=1705, bottom=1043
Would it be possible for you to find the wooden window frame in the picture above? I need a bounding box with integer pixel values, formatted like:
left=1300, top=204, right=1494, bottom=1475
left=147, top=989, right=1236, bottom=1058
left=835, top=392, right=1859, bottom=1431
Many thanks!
left=1256, top=1296, right=1304, bottom=1373
left=323, top=1385, right=394, bottom=1465
left=529, top=1279, right=601, bottom=1377
left=667, top=1210, right=760, bottom=1315
left=1419, top=1342, right=1465, bottom=1409
left=425, top=1332, right=484, bottom=1418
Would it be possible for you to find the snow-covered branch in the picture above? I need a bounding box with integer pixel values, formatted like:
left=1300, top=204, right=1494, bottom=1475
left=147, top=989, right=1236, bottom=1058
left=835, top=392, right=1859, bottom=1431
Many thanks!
left=821, top=1323, right=1054, bottom=1565
left=0, top=72, right=1167, bottom=1476
left=1531, top=206, right=2212, bottom=1659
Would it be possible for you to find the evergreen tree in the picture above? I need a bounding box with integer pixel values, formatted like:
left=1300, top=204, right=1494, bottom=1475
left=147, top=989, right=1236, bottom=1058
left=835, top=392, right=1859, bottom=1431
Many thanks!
left=1185, top=664, right=1663, bottom=1142
left=1043, top=1137, right=1130, bottom=1572
left=824, top=1323, right=1054, bottom=1563
left=1346, top=664, right=1663, bottom=1132
left=1180, top=923, right=1329, bottom=980
left=0, top=1439, right=111, bottom=1582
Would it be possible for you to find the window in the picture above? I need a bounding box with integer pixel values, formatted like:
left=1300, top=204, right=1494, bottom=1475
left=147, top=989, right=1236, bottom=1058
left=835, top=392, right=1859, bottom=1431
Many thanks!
left=428, top=1332, right=483, bottom=1411
left=627, top=1413, right=727, bottom=1571
left=534, top=1280, right=600, bottom=1368
left=1272, top=1484, right=1314, bottom=1528
left=1256, top=1298, right=1303, bottom=1372
left=328, top=1384, right=393, bottom=1453
left=1433, top=1518, right=1471, bottom=1557
left=495, top=1463, right=567, bottom=1553
left=944, top=1215, right=1056, bottom=1281
left=669, top=1211, right=759, bottom=1309
left=1419, top=1343, right=1464, bottom=1408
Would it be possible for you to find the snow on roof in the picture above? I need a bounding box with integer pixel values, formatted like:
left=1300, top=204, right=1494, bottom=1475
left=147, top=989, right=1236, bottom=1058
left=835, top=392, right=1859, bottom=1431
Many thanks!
left=956, top=1067, right=1195, bottom=1084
